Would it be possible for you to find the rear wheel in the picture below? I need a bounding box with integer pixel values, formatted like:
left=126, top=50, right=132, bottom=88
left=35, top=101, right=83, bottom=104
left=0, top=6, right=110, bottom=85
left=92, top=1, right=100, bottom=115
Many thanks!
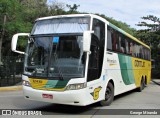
left=100, top=82, right=114, bottom=106
left=137, top=79, right=145, bottom=92
left=144, top=78, right=147, bottom=87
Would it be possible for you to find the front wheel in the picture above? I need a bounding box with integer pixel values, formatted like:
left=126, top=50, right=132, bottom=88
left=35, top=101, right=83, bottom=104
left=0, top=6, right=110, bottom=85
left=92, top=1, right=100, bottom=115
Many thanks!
left=100, top=82, right=114, bottom=106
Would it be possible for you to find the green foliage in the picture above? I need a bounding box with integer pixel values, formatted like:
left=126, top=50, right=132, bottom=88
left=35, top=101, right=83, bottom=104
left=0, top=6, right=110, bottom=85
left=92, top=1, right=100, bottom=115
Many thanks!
left=137, top=15, right=160, bottom=32
left=136, top=15, right=160, bottom=78
left=96, top=14, right=136, bottom=36
left=136, top=15, right=160, bottom=48
left=0, top=0, right=33, bottom=40
left=48, top=1, right=66, bottom=15
left=66, top=4, right=80, bottom=14
left=0, top=0, right=53, bottom=55
left=0, top=0, right=27, bottom=57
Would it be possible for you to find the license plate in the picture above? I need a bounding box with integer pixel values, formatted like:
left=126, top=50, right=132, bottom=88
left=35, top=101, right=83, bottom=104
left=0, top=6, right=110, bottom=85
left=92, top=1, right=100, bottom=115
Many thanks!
left=42, top=94, right=53, bottom=99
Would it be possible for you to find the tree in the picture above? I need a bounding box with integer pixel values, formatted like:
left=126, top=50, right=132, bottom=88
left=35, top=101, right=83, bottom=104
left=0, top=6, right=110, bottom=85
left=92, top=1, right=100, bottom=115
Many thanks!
left=96, top=14, right=136, bottom=36
left=137, top=15, right=160, bottom=32
left=19, top=0, right=48, bottom=21
left=48, top=1, right=66, bottom=15
left=0, top=0, right=24, bottom=64
left=0, top=0, right=66, bottom=59
left=0, top=0, right=137, bottom=63
left=136, top=15, right=160, bottom=78
left=136, top=15, right=160, bottom=50
left=66, top=4, right=80, bottom=13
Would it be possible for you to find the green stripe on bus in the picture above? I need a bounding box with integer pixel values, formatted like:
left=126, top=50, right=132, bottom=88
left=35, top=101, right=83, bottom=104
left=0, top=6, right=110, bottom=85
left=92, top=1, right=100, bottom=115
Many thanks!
left=118, top=54, right=135, bottom=85
left=109, top=23, right=126, bottom=35
left=54, top=80, right=69, bottom=88
left=42, top=80, right=69, bottom=89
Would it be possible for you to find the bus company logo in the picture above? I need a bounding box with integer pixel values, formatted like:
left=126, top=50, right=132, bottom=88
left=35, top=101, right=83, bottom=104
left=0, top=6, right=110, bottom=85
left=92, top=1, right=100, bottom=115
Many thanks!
left=134, top=60, right=145, bottom=67
left=107, top=58, right=117, bottom=66
left=90, top=86, right=102, bottom=100
left=33, top=79, right=43, bottom=84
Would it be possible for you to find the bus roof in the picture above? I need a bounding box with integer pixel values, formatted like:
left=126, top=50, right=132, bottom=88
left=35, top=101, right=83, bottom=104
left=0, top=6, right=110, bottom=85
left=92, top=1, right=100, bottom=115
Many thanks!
left=35, top=14, right=93, bottom=21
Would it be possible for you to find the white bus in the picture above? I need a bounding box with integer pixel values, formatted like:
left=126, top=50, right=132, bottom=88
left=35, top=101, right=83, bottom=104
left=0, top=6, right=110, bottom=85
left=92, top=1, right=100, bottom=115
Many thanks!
left=11, top=14, right=151, bottom=106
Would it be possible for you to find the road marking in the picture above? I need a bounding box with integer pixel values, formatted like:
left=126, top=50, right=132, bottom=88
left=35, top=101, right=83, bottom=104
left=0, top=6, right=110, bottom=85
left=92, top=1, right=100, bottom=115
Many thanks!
left=0, top=86, right=22, bottom=91
left=0, top=95, right=23, bottom=98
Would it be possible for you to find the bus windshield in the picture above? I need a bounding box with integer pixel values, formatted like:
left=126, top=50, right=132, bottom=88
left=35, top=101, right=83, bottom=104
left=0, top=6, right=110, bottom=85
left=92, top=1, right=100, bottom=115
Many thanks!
left=24, top=35, right=85, bottom=79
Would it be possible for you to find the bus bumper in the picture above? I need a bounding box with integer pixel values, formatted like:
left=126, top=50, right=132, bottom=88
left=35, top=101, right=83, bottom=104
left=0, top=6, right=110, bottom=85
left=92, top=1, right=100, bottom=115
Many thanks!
left=23, top=86, right=92, bottom=106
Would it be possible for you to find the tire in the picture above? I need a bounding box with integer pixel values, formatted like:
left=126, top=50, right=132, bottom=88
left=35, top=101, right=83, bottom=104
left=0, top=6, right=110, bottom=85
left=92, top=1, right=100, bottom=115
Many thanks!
left=144, top=79, right=147, bottom=88
left=100, top=82, right=114, bottom=106
left=137, top=79, right=144, bottom=92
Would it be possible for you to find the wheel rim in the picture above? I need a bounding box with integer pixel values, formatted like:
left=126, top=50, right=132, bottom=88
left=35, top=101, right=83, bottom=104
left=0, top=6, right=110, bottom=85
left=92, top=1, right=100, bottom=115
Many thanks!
left=105, top=87, right=112, bottom=100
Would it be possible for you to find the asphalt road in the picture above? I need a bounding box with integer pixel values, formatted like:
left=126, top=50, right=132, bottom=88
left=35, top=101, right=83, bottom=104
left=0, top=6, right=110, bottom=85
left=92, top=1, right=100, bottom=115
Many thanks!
left=0, top=81, right=160, bottom=118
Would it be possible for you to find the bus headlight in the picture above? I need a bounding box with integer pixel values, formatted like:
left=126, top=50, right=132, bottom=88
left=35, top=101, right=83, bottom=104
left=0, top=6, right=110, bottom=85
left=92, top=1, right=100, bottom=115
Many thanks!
left=22, top=80, right=31, bottom=87
left=66, top=83, right=87, bottom=90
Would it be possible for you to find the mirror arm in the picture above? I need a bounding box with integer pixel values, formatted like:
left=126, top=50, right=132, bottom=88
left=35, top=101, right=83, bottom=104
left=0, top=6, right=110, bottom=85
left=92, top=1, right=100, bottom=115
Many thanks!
left=14, top=50, right=25, bottom=55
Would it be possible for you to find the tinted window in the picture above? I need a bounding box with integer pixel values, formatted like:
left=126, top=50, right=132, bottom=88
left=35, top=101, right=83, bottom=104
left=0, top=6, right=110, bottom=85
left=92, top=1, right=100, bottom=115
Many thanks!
left=106, top=25, right=150, bottom=60
left=87, top=19, right=105, bottom=82
left=107, top=28, right=112, bottom=50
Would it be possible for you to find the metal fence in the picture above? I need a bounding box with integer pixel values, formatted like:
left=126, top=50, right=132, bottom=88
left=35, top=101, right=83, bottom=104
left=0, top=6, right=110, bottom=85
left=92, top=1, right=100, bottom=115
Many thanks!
left=0, top=56, right=24, bottom=87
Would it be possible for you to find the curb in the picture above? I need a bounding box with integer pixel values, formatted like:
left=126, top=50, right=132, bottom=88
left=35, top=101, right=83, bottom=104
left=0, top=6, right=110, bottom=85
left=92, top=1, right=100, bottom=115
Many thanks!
left=152, top=80, right=160, bottom=86
left=0, top=85, right=22, bottom=91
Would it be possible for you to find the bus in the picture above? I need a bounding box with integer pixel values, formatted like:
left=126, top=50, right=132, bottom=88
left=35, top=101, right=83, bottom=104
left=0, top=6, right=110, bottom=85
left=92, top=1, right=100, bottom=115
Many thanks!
left=11, top=14, right=151, bottom=106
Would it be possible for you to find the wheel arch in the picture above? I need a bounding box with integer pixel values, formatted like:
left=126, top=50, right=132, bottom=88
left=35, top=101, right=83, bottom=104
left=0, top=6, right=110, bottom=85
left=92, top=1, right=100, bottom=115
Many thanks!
left=108, top=79, right=114, bottom=88
left=106, top=78, right=115, bottom=95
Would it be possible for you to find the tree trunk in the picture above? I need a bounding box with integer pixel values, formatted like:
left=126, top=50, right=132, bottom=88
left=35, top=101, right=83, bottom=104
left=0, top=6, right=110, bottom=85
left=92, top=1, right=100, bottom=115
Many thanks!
left=0, top=14, right=7, bottom=65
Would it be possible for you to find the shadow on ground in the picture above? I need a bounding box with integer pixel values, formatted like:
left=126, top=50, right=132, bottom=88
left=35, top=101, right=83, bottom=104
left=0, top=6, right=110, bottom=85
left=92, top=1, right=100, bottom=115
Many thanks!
left=31, top=88, right=141, bottom=115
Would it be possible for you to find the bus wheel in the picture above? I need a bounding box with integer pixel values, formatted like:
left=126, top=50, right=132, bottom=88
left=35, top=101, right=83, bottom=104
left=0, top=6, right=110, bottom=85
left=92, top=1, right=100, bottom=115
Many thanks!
left=100, top=82, right=114, bottom=106
left=137, top=79, right=145, bottom=92
left=144, top=78, right=147, bottom=87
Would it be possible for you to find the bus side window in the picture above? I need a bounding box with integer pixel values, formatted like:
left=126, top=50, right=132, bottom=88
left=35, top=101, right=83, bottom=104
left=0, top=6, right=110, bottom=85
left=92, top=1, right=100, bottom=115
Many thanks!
left=107, top=27, right=112, bottom=50
left=129, top=42, right=132, bottom=55
left=92, top=18, right=105, bottom=42
left=87, top=18, right=105, bottom=82
left=113, top=30, right=117, bottom=51
left=137, top=44, right=139, bottom=58
left=125, top=38, right=129, bottom=54
left=87, top=35, right=100, bottom=82
left=135, top=43, right=139, bottom=58
left=139, top=45, right=143, bottom=58
left=125, top=38, right=131, bottom=55
left=116, top=33, right=120, bottom=52
left=117, top=34, right=121, bottom=52
left=89, top=44, right=99, bottom=68
left=119, top=35, right=125, bottom=53
left=132, top=42, right=135, bottom=57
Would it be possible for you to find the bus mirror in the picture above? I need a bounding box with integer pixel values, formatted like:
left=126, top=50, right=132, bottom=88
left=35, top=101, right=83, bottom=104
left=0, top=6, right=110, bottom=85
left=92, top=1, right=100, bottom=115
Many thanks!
left=11, top=33, right=30, bottom=54
left=83, top=31, right=94, bottom=52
